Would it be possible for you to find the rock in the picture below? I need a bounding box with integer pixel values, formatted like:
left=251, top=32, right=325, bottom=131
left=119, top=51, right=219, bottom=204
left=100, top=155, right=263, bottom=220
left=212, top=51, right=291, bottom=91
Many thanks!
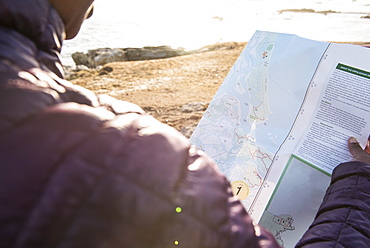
left=72, top=46, right=189, bottom=68
left=181, top=102, right=208, bottom=112
left=98, top=71, right=108, bottom=76
left=92, top=48, right=126, bottom=67
left=98, top=66, right=114, bottom=75
left=72, top=48, right=126, bottom=68
left=72, top=52, right=90, bottom=67
left=102, top=66, right=113, bottom=72
left=124, top=46, right=188, bottom=61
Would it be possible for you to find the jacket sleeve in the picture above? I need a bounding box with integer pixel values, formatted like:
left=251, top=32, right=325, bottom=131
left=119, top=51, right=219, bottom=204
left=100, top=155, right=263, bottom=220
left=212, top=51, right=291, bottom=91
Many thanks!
left=5, top=99, right=281, bottom=248
left=60, top=110, right=282, bottom=248
left=296, top=161, right=370, bottom=247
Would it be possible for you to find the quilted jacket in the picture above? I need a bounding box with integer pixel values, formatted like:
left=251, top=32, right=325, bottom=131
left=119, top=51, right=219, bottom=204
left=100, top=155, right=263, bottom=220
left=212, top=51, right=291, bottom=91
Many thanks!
left=0, top=0, right=280, bottom=247
left=296, top=161, right=370, bottom=247
left=1, top=0, right=370, bottom=247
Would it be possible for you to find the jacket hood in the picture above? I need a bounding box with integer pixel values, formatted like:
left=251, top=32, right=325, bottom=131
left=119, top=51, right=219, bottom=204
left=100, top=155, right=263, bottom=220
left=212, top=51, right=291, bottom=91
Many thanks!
left=0, top=0, right=65, bottom=53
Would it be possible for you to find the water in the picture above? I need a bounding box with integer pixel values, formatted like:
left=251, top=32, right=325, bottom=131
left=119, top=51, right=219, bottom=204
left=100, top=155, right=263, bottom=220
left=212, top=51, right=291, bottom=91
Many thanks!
left=61, top=0, right=370, bottom=66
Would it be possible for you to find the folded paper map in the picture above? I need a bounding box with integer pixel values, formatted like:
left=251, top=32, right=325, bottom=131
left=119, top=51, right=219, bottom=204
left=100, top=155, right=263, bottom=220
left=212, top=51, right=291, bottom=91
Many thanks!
left=190, top=30, right=370, bottom=247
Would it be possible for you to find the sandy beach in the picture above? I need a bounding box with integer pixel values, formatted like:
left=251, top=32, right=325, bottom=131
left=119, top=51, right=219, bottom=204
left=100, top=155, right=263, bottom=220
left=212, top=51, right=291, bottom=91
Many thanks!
left=68, top=41, right=369, bottom=138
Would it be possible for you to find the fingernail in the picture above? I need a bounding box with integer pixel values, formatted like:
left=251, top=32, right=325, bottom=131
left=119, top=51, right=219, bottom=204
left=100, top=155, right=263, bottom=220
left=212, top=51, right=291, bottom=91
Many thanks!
left=349, top=137, right=358, bottom=144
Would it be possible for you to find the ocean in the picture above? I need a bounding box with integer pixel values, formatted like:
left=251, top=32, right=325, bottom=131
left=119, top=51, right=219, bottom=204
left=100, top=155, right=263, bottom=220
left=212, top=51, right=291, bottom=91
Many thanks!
left=61, top=0, right=370, bottom=66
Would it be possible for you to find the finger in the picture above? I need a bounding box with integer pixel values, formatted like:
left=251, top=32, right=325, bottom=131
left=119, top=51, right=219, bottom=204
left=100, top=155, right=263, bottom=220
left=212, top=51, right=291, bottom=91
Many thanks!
left=365, top=135, right=370, bottom=154
left=348, top=137, right=365, bottom=160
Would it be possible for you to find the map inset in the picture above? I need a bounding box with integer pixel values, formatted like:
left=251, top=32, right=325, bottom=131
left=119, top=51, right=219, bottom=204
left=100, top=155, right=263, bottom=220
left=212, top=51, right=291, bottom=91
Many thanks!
left=259, top=212, right=295, bottom=246
left=259, top=157, right=330, bottom=247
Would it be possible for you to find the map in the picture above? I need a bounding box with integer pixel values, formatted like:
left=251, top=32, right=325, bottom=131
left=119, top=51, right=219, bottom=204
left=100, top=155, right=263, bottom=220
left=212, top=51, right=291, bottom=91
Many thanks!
left=190, top=31, right=328, bottom=210
left=190, top=30, right=370, bottom=247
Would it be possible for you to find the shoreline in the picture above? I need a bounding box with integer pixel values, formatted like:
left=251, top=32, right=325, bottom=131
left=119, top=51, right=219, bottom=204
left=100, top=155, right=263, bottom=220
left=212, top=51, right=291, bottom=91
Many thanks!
left=64, top=40, right=370, bottom=69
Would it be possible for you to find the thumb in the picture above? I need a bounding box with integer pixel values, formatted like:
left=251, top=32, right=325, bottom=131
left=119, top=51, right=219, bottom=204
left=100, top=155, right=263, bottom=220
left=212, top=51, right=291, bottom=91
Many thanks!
left=348, top=136, right=370, bottom=163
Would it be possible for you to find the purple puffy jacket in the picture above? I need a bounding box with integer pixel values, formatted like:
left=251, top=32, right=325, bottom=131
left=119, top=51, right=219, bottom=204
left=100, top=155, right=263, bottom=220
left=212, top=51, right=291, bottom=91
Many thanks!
left=0, top=0, right=280, bottom=247
left=2, top=0, right=370, bottom=247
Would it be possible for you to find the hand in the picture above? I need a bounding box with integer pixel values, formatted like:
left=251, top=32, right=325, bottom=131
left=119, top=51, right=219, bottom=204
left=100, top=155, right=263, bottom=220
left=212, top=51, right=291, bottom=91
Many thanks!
left=348, top=136, right=370, bottom=164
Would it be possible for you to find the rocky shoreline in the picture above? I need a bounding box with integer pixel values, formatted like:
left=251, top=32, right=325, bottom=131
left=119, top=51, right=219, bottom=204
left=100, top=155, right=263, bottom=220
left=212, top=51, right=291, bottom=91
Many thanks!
left=70, top=43, right=237, bottom=69
left=71, top=46, right=187, bottom=68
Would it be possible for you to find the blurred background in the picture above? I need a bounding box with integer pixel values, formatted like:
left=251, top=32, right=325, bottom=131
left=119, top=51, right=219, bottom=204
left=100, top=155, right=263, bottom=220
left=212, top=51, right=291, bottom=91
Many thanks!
left=61, top=0, right=370, bottom=66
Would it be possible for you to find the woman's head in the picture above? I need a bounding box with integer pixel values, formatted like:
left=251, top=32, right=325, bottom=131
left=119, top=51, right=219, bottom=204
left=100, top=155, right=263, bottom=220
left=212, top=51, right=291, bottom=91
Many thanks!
left=48, top=0, right=94, bottom=39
